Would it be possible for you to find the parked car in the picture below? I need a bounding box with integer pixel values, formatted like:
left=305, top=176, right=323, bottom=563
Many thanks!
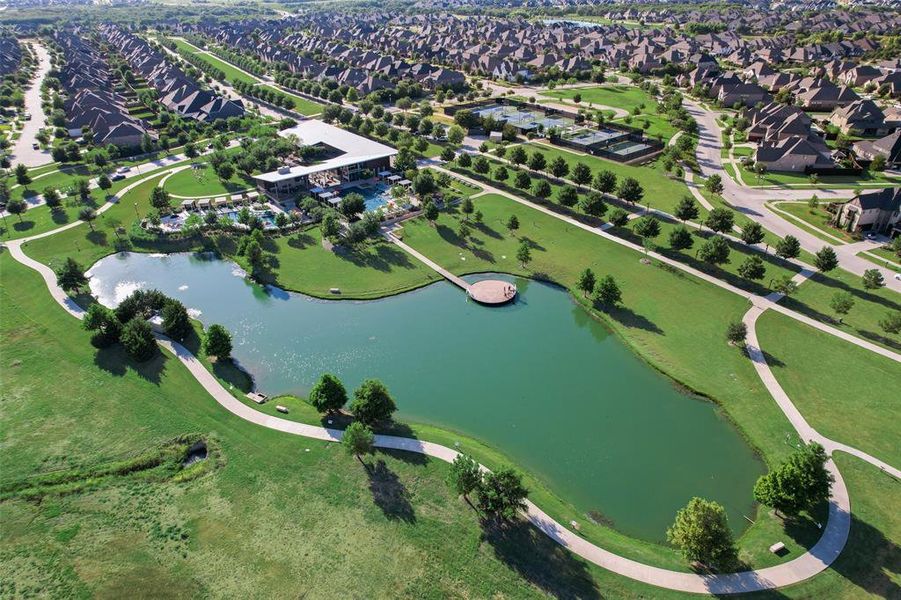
left=32, top=143, right=39, bottom=150
left=111, top=173, right=125, bottom=181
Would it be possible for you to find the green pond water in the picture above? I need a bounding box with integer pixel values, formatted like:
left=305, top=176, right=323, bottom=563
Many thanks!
left=88, top=251, right=765, bottom=541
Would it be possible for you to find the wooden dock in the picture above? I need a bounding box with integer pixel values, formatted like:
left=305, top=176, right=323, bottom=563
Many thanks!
left=385, top=230, right=516, bottom=305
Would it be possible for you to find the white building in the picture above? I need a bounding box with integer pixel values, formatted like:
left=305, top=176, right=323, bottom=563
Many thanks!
left=253, top=120, right=397, bottom=201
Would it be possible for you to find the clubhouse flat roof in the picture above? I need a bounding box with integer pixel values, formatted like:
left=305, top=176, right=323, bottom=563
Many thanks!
left=255, top=121, right=398, bottom=183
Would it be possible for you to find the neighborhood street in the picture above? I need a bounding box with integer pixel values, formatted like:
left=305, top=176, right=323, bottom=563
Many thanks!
left=9, top=40, right=53, bottom=167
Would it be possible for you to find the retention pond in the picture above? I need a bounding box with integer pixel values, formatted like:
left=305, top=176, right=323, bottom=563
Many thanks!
left=88, top=251, right=765, bottom=541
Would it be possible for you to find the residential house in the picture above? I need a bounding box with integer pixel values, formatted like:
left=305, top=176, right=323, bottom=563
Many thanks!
left=834, top=188, right=901, bottom=236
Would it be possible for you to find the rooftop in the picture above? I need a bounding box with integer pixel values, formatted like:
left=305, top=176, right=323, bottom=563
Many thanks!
left=255, top=120, right=397, bottom=183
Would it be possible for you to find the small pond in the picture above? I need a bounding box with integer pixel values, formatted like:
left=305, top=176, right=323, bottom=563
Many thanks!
left=88, top=251, right=764, bottom=541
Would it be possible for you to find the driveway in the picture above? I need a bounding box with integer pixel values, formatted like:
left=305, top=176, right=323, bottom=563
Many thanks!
left=9, top=40, right=53, bottom=168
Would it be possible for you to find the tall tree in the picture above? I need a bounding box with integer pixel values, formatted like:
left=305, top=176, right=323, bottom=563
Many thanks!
left=580, top=191, right=607, bottom=218
left=55, top=257, right=88, bottom=293
left=204, top=324, right=232, bottom=360
left=704, top=174, right=724, bottom=195
left=516, top=239, right=532, bottom=268
left=737, top=255, right=766, bottom=280
left=506, top=214, right=519, bottom=236
left=697, top=235, right=730, bottom=266
left=593, top=170, right=617, bottom=195
left=814, top=246, right=838, bottom=273
left=753, top=443, right=833, bottom=518
left=775, top=235, right=801, bottom=261
left=476, top=468, right=528, bottom=522
left=571, top=162, right=592, bottom=187
left=830, top=291, right=855, bottom=323
left=309, top=373, right=348, bottom=413
left=161, top=300, right=192, bottom=341
left=669, top=226, right=694, bottom=251
left=739, top=222, right=765, bottom=245
left=617, top=177, right=644, bottom=205
left=674, top=195, right=699, bottom=222
left=342, top=421, right=375, bottom=466
left=633, top=215, right=661, bottom=253
left=593, top=275, right=622, bottom=307
left=862, top=268, right=885, bottom=290
left=577, top=268, right=596, bottom=297
left=447, top=454, right=482, bottom=505
left=667, top=497, right=738, bottom=569
left=704, top=208, right=735, bottom=234
left=121, top=317, right=156, bottom=362
left=350, top=379, right=396, bottom=425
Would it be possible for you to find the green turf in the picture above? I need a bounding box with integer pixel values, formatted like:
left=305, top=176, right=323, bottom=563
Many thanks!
left=514, top=142, right=690, bottom=215
left=0, top=253, right=671, bottom=599
left=756, top=310, right=901, bottom=466
left=169, top=37, right=260, bottom=87
left=783, top=267, right=901, bottom=354
left=770, top=202, right=854, bottom=244
left=542, top=85, right=655, bottom=114
left=163, top=163, right=255, bottom=197
left=258, top=84, right=324, bottom=116
left=737, top=163, right=901, bottom=189
left=262, top=227, right=443, bottom=299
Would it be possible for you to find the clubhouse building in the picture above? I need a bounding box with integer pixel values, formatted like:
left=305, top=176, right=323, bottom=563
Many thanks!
left=254, top=120, right=398, bottom=202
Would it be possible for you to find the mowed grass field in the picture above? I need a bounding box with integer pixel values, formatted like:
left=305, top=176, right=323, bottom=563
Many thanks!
left=756, top=310, right=901, bottom=466
left=169, top=37, right=259, bottom=87
left=512, top=142, right=691, bottom=216
left=542, top=85, right=654, bottom=114
left=0, top=255, right=628, bottom=599
left=164, top=163, right=255, bottom=197
left=4, top=170, right=896, bottom=597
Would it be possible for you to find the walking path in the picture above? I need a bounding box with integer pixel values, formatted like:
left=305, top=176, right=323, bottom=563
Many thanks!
left=383, top=228, right=471, bottom=291
left=4, top=165, right=899, bottom=595
left=434, top=165, right=901, bottom=363
left=9, top=40, right=52, bottom=168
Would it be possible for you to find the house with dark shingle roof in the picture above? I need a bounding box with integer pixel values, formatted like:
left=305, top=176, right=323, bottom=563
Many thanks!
left=834, top=188, right=901, bottom=236
left=853, top=131, right=901, bottom=168
left=829, top=99, right=890, bottom=136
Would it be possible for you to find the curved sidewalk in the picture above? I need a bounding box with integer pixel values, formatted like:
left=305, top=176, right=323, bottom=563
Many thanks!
left=2, top=208, right=874, bottom=596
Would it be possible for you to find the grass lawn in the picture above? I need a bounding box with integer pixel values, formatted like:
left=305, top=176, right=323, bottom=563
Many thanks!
left=5, top=184, right=900, bottom=594
left=164, top=163, right=255, bottom=197
left=771, top=201, right=854, bottom=244
left=0, top=254, right=664, bottom=599
left=756, top=310, right=901, bottom=466
left=737, top=163, right=901, bottom=189
left=542, top=85, right=655, bottom=114
left=517, top=142, right=690, bottom=215
left=783, top=267, right=901, bottom=353
left=863, top=245, right=901, bottom=267
left=259, top=84, right=324, bottom=116
left=733, top=146, right=753, bottom=158
left=616, top=113, right=677, bottom=143
left=169, top=37, right=260, bottom=87
left=262, top=227, right=443, bottom=299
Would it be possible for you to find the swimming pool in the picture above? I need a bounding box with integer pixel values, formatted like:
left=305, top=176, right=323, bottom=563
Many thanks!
left=224, top=209, right=278, bottom=229
left=343, top=184, right=393, bottom=212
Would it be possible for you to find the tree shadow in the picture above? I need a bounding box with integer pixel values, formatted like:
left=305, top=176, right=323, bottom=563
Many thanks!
left=473, top=221, right=503, bottom=240
left=86, top=230, right=108, bottom=247
left=51, top=210, right=70, bottom=225
left=93, top=344, right=165, bottom=385
left=604, top=305, right=665, bottom=335
left=366, top=458, right=416, bottom=524
left=480, top=518, right=602, bottom=599
left=212, top=359, right=254, bottom=393
left=334, top=241, right=420, bottom=274
left=12, top=220, right=35, bottom=232
left=286, top=232, right=316, bottom=249
left=794, top=510, right=900, bottom=599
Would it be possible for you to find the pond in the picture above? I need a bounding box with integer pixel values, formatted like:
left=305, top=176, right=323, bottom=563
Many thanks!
left=88, top=251, right=765, bottom=541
